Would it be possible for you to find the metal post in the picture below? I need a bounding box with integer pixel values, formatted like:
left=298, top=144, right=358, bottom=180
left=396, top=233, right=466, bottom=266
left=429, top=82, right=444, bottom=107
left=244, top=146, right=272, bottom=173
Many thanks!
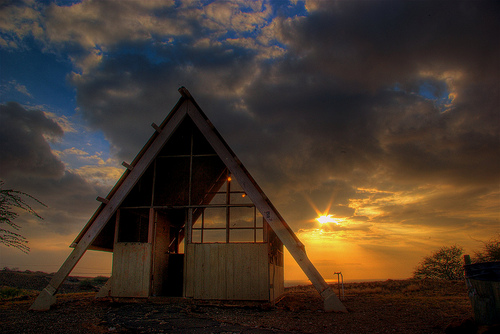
left=334, top=272, right=345, bottom=301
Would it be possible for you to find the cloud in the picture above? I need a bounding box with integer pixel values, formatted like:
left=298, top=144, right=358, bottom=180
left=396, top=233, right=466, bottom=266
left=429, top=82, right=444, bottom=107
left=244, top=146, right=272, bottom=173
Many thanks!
left=43, top=112, right=76, bottom=133
left=11, top=80, right=32, bottom=97
left=50, top=1, right=498, bottom=241
left=67, top=43, right=264, bottom=160
left=0, top=80, right=33, bottom=99
left=36, top=0, right=280, bottom=74
left=276, top=1, right=499, bottom=89
left=0, top=102, right=65, bottom=178
left=0, top=102, right=105, bottom=236
left=0, top=0, right=44, bottom=49
left=69, top=165, right=123, bottom=189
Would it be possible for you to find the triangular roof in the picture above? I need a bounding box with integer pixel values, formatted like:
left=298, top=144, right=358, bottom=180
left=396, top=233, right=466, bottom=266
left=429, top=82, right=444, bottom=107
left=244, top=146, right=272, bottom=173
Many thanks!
left=73, top=87, right=301, bottom=250
left=31, top=87, right=346, bottom=312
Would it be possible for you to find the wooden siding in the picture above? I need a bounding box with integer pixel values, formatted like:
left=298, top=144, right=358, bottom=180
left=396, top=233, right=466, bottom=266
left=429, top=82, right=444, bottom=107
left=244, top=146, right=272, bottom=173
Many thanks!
left=111, top=243, right=152, bottom=297
left=185, top=243, right=269, bottom=300
left=269, top=263, right=284, bottom=302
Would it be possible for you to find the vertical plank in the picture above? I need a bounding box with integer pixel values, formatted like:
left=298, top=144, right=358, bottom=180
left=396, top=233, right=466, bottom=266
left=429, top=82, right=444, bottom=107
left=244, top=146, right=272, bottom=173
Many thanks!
left=239, top=244, right=251, bottom=299
left=226, top=244, right=234, bottom=300
left=114, top=210, right=120, bottom=244
left=201, top=244, right=211, bottom=298
left=269, top=263, right=275, bottom=301
left=277, top=265, right=284, bottom=297
left=258, top=245, right=268, bottom=300
left=184, top=244, right=194, bottom=297
left=208, top=244, right=218, bottom=299
left=217, top=244, right=227, bottom=299
left=193, top=243, right=199, bottom=297
left=269, top=263, right=284, bottom=302
left=247, top=245, right=256, bottom=299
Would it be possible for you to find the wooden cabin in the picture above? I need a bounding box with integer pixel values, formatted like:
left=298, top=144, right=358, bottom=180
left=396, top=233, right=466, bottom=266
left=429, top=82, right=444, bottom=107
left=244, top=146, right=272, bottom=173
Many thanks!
left=31, top=87, right=345, bottom=312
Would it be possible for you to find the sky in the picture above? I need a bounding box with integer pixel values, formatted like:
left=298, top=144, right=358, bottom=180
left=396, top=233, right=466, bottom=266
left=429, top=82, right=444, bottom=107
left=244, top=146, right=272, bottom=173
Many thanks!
left=0, top=0, right=499, bottom=282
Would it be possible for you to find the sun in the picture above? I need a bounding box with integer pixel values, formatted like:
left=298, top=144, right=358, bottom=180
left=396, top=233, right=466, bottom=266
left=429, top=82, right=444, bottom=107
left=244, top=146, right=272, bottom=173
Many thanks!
left=316, top=214, right=337, bottom=225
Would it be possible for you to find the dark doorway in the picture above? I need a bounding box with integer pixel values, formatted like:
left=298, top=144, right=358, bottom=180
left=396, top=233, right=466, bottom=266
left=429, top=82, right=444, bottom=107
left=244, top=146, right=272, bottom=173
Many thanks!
left=152, top=209, right=185, bottom=297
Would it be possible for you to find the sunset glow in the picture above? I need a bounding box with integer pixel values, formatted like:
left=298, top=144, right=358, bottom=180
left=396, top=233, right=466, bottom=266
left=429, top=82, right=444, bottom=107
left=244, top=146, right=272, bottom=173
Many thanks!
left=316, top=214, right=345, bottom=225
left=316, top=214, right=336, bottom=224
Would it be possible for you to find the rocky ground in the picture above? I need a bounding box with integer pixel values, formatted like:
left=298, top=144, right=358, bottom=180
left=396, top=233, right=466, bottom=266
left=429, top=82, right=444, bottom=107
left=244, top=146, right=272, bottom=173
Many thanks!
left=1, top=270, right=495, bottom=333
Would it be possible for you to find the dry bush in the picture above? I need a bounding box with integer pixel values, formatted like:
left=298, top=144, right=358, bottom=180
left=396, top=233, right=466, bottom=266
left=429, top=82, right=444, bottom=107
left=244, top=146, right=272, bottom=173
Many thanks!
left=347, top=286, right=383, bottom=294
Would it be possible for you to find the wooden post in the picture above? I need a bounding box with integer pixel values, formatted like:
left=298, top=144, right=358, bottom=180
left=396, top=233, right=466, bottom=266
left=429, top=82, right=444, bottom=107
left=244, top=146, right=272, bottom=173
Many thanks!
left=464, top=261, right=500, bottom=325
left=122, top=161, right=134, bottom=171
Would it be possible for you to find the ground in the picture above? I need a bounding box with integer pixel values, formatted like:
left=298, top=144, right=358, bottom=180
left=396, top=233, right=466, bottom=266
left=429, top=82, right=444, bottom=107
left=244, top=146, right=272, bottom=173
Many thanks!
left=0, top=270, right=484, bottom=333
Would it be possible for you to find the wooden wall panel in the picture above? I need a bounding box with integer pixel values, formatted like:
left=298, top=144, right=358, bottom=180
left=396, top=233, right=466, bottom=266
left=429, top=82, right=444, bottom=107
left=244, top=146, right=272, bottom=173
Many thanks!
left=269, top=263, right=284, bottom=302
left=111, top=243, right=152, bottom=297
left=185, top=243, right=269, bottom=300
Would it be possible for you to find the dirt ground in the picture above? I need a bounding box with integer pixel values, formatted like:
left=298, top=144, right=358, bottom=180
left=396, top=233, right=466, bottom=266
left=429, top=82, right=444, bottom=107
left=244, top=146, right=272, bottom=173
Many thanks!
left=1, top=277, right=484, bottom=334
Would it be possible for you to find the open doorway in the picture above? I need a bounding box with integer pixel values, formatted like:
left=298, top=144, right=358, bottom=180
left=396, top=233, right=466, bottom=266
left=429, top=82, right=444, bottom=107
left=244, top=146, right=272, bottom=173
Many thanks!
left=152, top=209, right=185, bottom=297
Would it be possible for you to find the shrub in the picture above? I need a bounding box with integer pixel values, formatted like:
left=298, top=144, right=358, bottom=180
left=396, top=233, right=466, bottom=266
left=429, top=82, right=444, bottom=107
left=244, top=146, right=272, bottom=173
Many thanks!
left=92, top=276, right=108, bottom=285
left=474, top=235, right=500, bottom=263
left=413, top=245, right=464, bottom=280
left=78, top=279, right=96, bottom=291
left=0, top=286, right=34, bottom=300
left=0, top=286, right=21, bottom=299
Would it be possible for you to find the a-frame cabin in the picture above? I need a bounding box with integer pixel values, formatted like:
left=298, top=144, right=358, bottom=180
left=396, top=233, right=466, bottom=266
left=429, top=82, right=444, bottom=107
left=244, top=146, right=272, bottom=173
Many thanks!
left=31, top=87, right=346, bottom=312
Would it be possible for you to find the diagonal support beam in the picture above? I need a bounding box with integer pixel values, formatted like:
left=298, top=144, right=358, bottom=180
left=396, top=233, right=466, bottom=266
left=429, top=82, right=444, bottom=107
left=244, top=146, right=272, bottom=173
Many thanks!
left=186, top=100, right=347, bottom=312
left=30, top=104, right=188, bottom=311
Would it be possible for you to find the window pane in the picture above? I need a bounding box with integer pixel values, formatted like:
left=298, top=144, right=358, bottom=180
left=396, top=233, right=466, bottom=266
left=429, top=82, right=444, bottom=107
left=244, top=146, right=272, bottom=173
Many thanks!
left=229, top=229, right=255, bottom=243
left=203, top=229, right=226, bottom=243
left=153, top=157, right=189, bottom=206
left=204, top=207, right=226, bottom=228
left=192, top=230, right=201, bottom=243
left=230, top=193, right=252, bottom=205
left=118, top=209, right=149, bottom=243
left=208, top=193, right=226, bottom=205
left=255, top=229, right=263, bottom=243
left=229, top=207, right=254, bottom=228
left=256, top=212, right=264, bottom=227
left=228, top=178, right=243, bottom=192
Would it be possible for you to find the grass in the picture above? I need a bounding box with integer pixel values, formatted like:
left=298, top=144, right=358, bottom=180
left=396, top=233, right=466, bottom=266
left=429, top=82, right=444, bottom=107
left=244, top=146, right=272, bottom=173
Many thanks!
left=0, top=286, right=37, bottom=301
left=78, top=276, right=109, bottom=291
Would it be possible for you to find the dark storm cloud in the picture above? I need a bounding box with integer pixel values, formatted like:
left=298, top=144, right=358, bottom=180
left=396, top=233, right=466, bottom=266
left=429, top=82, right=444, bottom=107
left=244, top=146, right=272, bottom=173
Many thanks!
left=240, top=1, right=499, bottom=192
left=0, top=102, right=100, bottom=232
left=8, top=171, right=100, bottom=234
left=0, top=102, right=65, bottom=178
left=278, top=0, right=499, bottom=89
left=70, top=42, right=261, bottom=161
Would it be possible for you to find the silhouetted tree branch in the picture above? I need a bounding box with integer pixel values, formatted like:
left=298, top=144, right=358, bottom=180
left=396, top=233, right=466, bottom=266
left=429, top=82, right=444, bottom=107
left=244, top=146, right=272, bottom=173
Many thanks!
left=0, top=181, right=46, bottom=253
